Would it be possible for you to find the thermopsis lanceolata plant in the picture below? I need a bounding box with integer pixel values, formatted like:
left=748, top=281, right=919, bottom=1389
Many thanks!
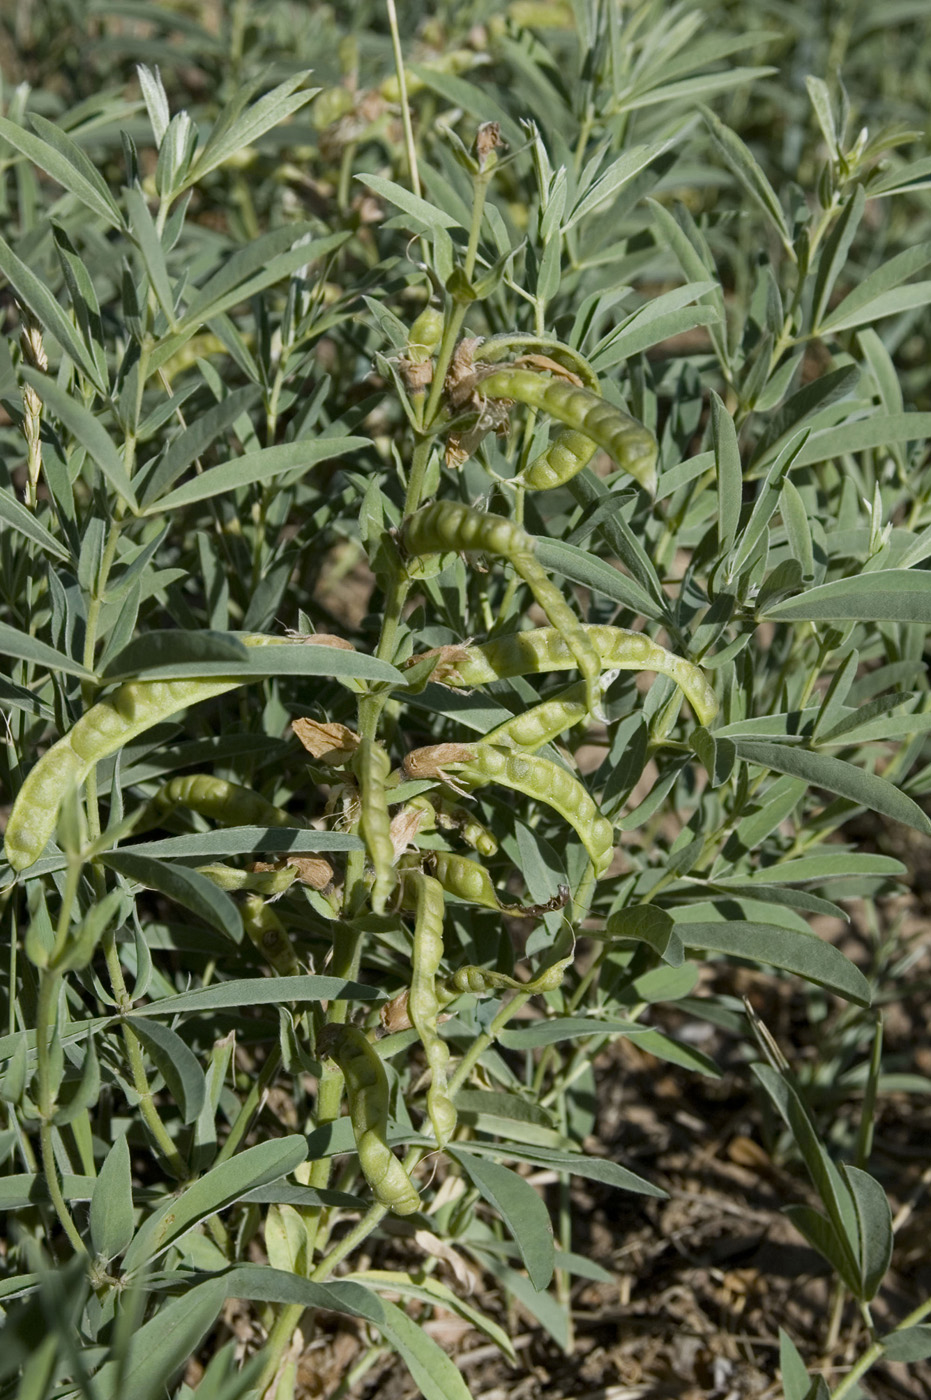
left=1, top=3, right=930, bottom=1398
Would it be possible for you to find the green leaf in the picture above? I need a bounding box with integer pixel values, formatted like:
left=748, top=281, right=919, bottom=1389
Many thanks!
left=497, top=1017, right=644, bottom=1048
left=0, top=113, right=122, bottom=228
left=138, top=384, right=260, bottom=504
left=753, top=1064, right=860, bottom=1284
left=128, top=1018, right=207, bottom=1126
left=91, top=1275, right=229, bottom=1400
left=21, top=368, right=137, bottom=510
left=128, top=975, right=383, bottom=1019
left=184, top=74, right=317, bottom=189
left=793, top=413, right=931, bottom=468
left=881, top=1326, right=931, bottom=1363
left=357, top=172, right=463, bottom=234
left=604, top=905, right=684, bottom=965
left=677, top=920, right=871, bottom=1005
left=90, top=1134, right=134, bottom=1260
left=100, top=630, right=402, bottom=684
left=449, top=1148, right=555, bottom=1291
left=841, top=1164, right=893, bottom=1301
left=0, top=234, right=106, bottom=392
left=700, top=105, right=791, bottom=248
left=711, top=391, right=741, bottom=553
left=100, top=852, right=243, bottom=942
left=690, top=726, right=738, bottom=787
left=123, top=1136, right=307, bottom=1274
left=534, top=537, right=664, bottom=620
left=811, top=185, right=867, bottom=329
left=454, top=1090, right=556, bottom=1129
left=733, top=737, right=931, bottom=836
left=779, top=1327, right=813, bottom=1400
left=565, top=140, right=679, bottom=229
left=0, top=620, right=92, bottom=679
left=215, top=1265, right=475, bottom=1400
left=819, top=239, right=931, bottom=334
left=761, top=568, right=931, bottom=624
left=114, top=828, right=363, bottom=861
left=0, top=488, right=69, bottom=561
left=124, top=185, right=177, bottom=329
left=145, top=437, right=369, bottom=512
left=744, top=853, right=904, bottom=883
left=783, top=1204, right=859, bottom=1292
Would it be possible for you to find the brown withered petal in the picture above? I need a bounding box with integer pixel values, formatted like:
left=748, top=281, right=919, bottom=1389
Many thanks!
left=403, top=645, right=471, bottom=684
left=402, top=743, right=477, bottom=780
left=292, top=717, right=361, bottom=764
left=475, top=120, right=504, bottom=168
left=389, top=805, right=427, bottom=860
left=399, top=356, right=434, bottom=392
left=252, top=855, right=336, bottom=891
left=380, top=987, right=413, bottom=1033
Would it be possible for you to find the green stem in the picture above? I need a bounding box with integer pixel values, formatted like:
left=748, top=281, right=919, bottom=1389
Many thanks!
left=829, top=1295, right=931, bottom=1400
left=36, top=970, right=86, bottom=1255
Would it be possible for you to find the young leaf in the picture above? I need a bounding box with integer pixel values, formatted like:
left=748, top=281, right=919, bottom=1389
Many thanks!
left=90, top=1134, right=134, bottom=1260
left=449, top=1147, right=555, bottom=1291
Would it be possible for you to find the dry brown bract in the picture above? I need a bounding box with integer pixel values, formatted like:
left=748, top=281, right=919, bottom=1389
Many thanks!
left=292, top=718, right=361, bottom=765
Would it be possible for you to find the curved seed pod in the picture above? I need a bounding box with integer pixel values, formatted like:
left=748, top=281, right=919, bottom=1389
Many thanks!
left=355, top=738, right=395, bottom=915
left=318, top=1024, right=421, bottom=1216
left=524, top=427, right=599, bottom=492
left=439, top=926, right=576, bottom=1003
left=4, top=634, right=280, bottom=872
left=241, top=894, right=299, bottom=976
left=402, top=870, right=456, bottom=1147
left=198, top=863, right=298, bottom=896
left=484, top=682, right=589, bottom=752
left=477, top=368, right=658, bottom=493
left=402, top=502, right=602, bottom=716
left=405, top=744, right=614, bottom=878
left=408, top=625, right=718, bottom=728
left=429, top=851, right=569, bottom=919
left=155, top=774, right=294, bottom=828
left=473, top=335, right=600, bottom=391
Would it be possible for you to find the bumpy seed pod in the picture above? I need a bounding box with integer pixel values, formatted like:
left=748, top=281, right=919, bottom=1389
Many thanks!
left=401, top=501, right=603, bottom=717
left=407, top=625, right=718, bottom=728
left=477, top=368, right=658, bottom=493
left=317, top=1024, right=421, bottom=1216
left=355, top=738, right=396, bottom=915
left=402, top=870, right=456, bottom=1147
left=4, top=634, right=281, bottom=872
left=197, top=863, right=298, bottom=896
left=154, top=774, right=294, bottom=828
left=483, top=682, right=589, bottom=752
left=241, top=894, right=299, bottom=976
left=406, top=306, right=444, bottom=364
left=404, top=743, right=614, bottom=877
left=524, top=427, right=599, bottom=492
left=439, top=926, right=576, bottom=1003
left=429, top=851, right=569, bottom=919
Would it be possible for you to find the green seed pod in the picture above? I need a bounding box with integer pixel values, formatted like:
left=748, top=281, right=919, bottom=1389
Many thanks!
left=439, top=926, right=575, bottom=1002
left=411, top=625, right=718, bottom=728
left=429, top=851, right=569, bottom=918
left=483, top=681, right=589, bottom=751
left=524, top=427, right=599, bottom=492
left=318, top=1024, right=421, bottom=1215
left=402, top=870, right=456, bottom=1147
left=401, top=502, right=603, bottom=716
left=4, top=634, right=282, bottom=872
left=478, top=368, right=658, bottom=493
left=155, top=774, right=293, bottom=828
left=197, top=864, right=297, bottom=896
left=241, top=894, right=299, bottom=976
left=405, top=743, right=614, bottom=878
left=355, top=738, right=396, bottom=915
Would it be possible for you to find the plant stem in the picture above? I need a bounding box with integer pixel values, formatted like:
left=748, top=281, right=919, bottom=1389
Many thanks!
left=36, top=970, right=86, bottom=1255
left=829, top=1295, right=931, bottom=1400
